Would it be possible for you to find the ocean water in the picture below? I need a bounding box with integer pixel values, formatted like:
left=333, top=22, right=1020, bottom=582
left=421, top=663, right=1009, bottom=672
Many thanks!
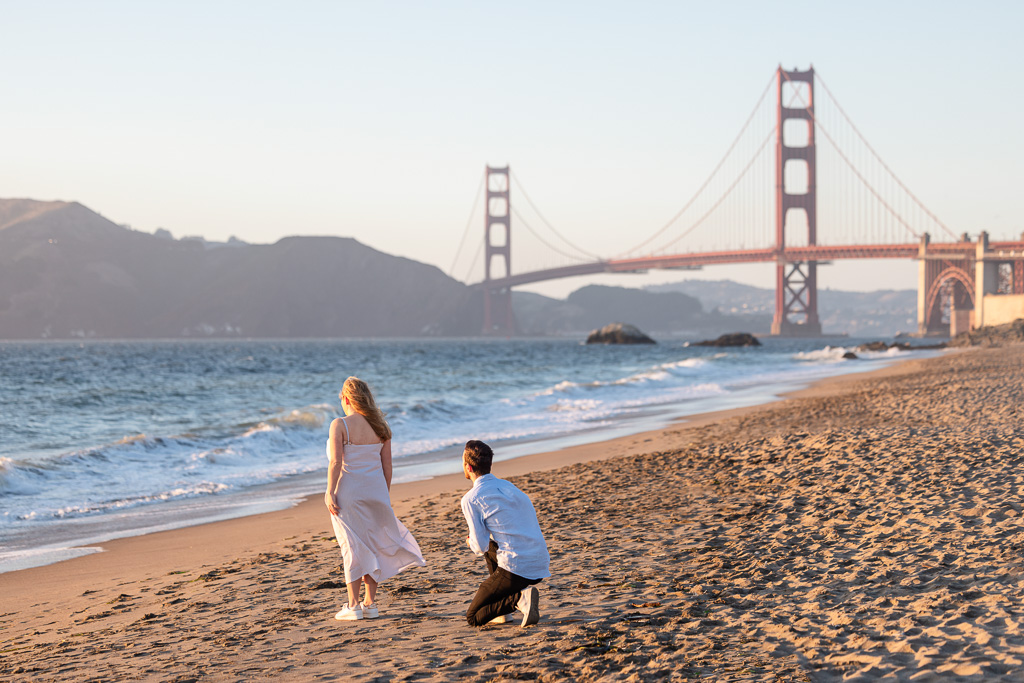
left=0, top=337, right=936, bottom=572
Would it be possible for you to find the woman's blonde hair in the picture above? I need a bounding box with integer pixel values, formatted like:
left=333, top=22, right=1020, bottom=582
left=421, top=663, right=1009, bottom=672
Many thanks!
left=341, top=376, right=392, bottom=442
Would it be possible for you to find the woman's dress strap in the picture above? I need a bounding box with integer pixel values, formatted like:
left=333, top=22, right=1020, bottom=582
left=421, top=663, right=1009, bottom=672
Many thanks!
left=340, top=417, right=351, bottom=445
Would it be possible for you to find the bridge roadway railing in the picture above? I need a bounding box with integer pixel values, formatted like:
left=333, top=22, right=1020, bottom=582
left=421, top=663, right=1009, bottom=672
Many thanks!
left=471, top=243, right=944, bottom=290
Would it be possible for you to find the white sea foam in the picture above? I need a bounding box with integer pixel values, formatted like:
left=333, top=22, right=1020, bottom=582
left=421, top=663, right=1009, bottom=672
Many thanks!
left=661, top=357, right=706, bottom=369
left=860, top=346, right=905, bottom=359
left=794, top=345, right=905, bottom=363
left=793, top=346, right=853, bottom=362
left=0, top=546, right=103, bottom=573
left=0, top=407, right=331, bottom=528
left=240, top=423, right=280, bottom=438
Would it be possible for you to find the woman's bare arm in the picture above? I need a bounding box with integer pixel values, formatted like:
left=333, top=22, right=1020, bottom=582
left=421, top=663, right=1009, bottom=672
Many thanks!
left=324, top=418, right=344, bottom=515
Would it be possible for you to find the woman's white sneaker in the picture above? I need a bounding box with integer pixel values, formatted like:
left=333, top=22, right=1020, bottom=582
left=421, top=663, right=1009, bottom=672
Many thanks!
left=334, top=604, right=363, bottom=621
left=360, top=602, right=379, bottom=619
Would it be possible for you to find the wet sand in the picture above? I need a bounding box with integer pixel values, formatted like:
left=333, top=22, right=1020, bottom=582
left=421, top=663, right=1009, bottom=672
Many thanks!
left=2, top=346, right=1023, bottom=681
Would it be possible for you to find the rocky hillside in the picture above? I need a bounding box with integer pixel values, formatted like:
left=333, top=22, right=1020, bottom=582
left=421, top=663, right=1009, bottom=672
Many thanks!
left=512, top=285, right=744, bottom=336
left=948, top=319, right=1024, bottom=347
left=0, top=199, right=480, bottom=339
left=647, top=279, right=918, bottom=337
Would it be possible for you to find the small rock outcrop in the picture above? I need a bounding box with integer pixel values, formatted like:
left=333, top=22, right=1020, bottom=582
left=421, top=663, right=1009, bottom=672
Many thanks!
left=585, top=323, right=656, bottom=345
left=842, top=351, right=859, bottom=359
left=857, top=341, right=911, bottom=352
left=693, top=332, right=761, bottom=347
left=948, top=319, right=1024, bottom=347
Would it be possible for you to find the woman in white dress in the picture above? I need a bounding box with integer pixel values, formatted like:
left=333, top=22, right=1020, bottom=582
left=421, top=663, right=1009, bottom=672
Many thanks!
left=325, top=376, right=426, bottom=621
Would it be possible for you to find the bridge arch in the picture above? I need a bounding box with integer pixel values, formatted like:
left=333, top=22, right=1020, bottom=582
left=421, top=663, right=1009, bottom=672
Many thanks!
left=924, top=264, right=975, bottom=332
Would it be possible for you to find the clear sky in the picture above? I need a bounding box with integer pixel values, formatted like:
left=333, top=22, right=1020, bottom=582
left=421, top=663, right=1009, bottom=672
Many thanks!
left=1, top=1, right=1020, bottom=298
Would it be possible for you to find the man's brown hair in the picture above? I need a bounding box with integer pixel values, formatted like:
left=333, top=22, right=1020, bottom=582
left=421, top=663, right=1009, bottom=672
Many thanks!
left=463, top=440, right=493, bottom=475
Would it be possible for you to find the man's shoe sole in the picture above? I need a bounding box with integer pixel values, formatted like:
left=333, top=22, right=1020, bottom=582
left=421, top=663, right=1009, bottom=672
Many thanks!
left=520, top=586, right=540, bottom=627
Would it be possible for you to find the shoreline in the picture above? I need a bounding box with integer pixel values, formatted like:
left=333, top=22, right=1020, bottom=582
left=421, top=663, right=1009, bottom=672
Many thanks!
left=4, top=345, right=1023, bottom=681
left=0, top=345, right=934, bottom=576
left=0, top=352, right=927, bottom=603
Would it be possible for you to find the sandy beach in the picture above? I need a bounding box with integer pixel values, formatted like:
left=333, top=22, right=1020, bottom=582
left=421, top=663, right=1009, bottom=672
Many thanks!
left=3, top=345, right=1023, bottom=681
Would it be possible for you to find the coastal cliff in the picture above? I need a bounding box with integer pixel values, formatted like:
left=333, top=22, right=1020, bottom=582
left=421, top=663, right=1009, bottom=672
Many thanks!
left=0, top=199, right=481, bottom=338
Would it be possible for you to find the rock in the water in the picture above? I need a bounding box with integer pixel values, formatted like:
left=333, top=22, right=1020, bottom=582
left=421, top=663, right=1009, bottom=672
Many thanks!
left=585, top=323, right=656, bottom=345
left=693, top=332, right=761, bottom=347
left=842, top=351, right=859, bottom=359
left=857, top=340, right=912, bottom=352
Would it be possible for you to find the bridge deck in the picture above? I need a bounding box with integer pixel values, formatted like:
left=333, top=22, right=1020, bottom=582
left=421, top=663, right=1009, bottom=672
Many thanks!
left=473, top=241, right=1024, bottom=290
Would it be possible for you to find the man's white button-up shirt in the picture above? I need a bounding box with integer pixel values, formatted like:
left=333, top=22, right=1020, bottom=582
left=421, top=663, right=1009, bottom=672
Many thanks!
left=461, top=473, right=551, bottom=580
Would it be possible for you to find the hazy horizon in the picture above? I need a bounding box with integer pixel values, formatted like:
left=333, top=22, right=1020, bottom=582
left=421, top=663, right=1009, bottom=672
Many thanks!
left=1, top=1, right=1020, bottom=298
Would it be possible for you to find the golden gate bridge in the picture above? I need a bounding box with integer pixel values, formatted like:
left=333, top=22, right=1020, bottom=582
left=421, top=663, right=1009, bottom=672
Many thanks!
left=448, top=66, right=1024, bottom=337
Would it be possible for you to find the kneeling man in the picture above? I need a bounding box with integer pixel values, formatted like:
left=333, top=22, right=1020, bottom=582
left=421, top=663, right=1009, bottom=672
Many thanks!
left=461, top=440, right=550, bottom=627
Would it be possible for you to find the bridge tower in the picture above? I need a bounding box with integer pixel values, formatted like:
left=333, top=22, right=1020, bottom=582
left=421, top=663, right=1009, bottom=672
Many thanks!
left=772, top=66, right=822, bottom=336
left=482, top=165, right=516, bottom=335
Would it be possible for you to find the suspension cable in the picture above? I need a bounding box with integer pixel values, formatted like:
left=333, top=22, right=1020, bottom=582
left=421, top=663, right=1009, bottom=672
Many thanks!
left=816, top=73, right=957, bottom=239
left=463, top=236, right=485, bottom=283
left=648, top=84, right=801, bottom=255
left=780, top=70, right=921, bottom=240
left=511, top=206, right=592, bottom=262
left=509, top=171, right=600, bottom=260
left=447, top=170, right=486, bottom=277
left=616, top=70, right=776, bottom=258
left=651, top=128, right=775, bottom=254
